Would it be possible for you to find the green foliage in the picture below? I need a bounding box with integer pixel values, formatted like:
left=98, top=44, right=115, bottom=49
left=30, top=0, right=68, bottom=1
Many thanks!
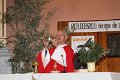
left=0, top=40, right=5, bottom=48
left=77, top=41, right=109, bottom=63
left=3, top=0, right=56, bottom=73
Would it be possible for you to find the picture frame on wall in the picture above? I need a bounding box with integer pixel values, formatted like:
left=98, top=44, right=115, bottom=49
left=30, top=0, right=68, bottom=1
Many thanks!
left=107, top=34, right=120, bottom=57
left=71, top=36, right=94, bottom=53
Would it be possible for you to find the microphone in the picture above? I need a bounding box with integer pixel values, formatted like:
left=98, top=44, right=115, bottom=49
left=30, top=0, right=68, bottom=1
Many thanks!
left=61, top=55, right=66, bottom=73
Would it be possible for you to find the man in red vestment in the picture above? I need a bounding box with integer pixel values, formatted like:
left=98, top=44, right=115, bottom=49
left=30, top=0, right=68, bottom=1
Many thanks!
left=37, top=29, right=75, bottom=73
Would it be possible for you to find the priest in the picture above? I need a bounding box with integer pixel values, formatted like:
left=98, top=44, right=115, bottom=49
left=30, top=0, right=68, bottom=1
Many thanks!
left=37, top=29, right=75, bottom=73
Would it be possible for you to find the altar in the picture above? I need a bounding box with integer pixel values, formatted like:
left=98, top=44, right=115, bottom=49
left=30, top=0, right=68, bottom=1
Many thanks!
left=39, top=72, right=120, bottom=80
left=0, top=72, right=120, bottom=80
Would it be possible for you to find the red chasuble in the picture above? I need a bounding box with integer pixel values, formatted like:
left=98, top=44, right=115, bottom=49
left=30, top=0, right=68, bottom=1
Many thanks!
left=36, top=48, right=55, bottom=73
left=37, top=45, right=74, bottom=73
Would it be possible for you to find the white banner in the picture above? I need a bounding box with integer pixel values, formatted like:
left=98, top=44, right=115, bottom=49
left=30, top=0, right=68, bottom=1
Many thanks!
left=71, top=36, right=94, bottom=53
left=68, top=20, right=120, bottom=32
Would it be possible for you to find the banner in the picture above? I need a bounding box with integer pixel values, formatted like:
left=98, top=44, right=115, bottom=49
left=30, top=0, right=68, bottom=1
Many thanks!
left=68, top=20, right=120, bottom=32
left=71, top=36, right=94, bottom=53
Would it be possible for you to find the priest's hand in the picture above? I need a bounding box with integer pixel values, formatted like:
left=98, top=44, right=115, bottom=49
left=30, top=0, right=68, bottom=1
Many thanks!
left=43, top=39, right=49, bottom=49
left=51, top=37, right=58, bottom=47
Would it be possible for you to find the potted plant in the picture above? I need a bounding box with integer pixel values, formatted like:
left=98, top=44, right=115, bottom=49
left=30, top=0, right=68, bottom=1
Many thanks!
left=76, top=41, right=109, bottom=72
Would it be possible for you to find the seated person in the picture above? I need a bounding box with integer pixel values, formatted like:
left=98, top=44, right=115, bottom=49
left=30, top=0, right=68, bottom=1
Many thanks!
left=37, top=29, right=75, bottom=73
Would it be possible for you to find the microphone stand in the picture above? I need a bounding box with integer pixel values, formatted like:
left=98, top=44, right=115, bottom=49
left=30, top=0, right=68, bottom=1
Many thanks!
left=61, top=55, right=66, bottom=73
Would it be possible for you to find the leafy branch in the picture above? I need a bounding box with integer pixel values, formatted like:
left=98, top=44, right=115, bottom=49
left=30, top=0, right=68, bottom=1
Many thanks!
left=2, top=0, right=56, bottom=73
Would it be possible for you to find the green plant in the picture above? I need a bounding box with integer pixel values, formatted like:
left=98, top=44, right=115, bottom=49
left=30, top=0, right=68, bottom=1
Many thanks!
left=2, top=0, right=56, bottom=73
left=0, top=40, right=5, bottom=48
left=77, top=41, right=109, bottom=63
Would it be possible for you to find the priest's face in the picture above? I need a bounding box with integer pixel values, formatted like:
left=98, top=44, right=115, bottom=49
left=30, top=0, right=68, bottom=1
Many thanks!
left=56, top=30, right=67, bottom=45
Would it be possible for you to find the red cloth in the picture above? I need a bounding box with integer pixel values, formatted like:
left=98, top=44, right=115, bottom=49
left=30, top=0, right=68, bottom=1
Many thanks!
left=36, top=45, right=75, bottom=73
